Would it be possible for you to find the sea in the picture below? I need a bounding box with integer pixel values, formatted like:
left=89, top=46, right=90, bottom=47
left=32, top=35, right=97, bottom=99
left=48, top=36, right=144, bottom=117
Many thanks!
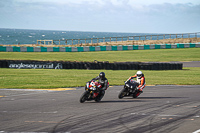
left=0, top=28, right=198, bottom=45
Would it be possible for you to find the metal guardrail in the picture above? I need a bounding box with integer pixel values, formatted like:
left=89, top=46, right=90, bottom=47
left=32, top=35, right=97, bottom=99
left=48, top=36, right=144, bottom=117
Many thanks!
left=37, top=32, right=200, bottom=45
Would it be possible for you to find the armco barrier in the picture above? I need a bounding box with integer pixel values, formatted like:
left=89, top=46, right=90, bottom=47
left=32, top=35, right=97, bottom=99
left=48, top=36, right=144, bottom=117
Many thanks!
left=0, top=60, right=183, bottom=70
left=0, top=43, right=199, bottom=52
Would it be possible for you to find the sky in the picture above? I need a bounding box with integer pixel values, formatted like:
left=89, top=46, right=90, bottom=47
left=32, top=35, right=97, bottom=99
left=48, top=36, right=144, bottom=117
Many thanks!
left=0, top=0, right=200, bottom=33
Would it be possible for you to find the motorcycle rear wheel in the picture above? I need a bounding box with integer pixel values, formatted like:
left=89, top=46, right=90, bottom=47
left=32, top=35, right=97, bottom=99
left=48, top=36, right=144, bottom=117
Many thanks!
left=118, top=88, right=127, bottom=99
left=95, top=97, right=101, bottom=102
left=133, top=91, right=141, bottom=98
left=80, top=91, right=89, bottom=103
left=95, top=92, right=104, bottom=102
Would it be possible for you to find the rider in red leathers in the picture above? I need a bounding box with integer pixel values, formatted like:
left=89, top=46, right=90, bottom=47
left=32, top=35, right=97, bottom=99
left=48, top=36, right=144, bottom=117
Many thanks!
left=91, top=72, right=108, bottom=99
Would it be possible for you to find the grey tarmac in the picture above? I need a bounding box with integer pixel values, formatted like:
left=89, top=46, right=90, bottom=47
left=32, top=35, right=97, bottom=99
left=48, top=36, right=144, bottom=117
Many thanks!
left=0, top=85, right=200, bottom=133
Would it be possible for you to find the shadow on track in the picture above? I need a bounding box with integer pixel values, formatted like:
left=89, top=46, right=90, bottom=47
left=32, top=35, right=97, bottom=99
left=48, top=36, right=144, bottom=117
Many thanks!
left=100, top=100, right=144, bottom=103
left=136, top=96, right=188, bottom=99
left=81, top=99, right=145, bottom=103
left=80, top=97, right=187, bottom=103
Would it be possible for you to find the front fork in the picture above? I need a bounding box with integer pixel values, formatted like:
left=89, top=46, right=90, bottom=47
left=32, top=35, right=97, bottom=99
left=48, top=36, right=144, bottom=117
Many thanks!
left=85, top=89, right=96, bottom=99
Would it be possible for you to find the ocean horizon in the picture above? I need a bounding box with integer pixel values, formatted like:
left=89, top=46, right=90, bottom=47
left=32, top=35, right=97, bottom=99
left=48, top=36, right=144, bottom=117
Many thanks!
left=0, top=28, right=147, bottom=45
left=0, top=28, right=198, bottom=45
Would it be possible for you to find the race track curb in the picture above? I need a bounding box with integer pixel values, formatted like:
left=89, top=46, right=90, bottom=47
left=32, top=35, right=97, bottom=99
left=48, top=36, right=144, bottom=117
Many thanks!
left=0, top=43, right=199, bottom=52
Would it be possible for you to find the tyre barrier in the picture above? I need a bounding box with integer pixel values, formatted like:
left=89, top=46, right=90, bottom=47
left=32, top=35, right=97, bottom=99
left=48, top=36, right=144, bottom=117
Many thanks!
left=0, top=60, right=8, bottom=68
left=0, top=60, right=182, bottom=70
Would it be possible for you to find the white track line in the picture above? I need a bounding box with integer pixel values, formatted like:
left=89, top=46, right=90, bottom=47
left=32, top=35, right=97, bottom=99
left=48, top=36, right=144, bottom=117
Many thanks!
left=193, top=129, right=200, bottom=133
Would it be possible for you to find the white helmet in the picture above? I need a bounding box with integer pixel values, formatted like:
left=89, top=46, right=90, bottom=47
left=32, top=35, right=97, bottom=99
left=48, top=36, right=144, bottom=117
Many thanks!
left=136, top=71, right=143, bottom=78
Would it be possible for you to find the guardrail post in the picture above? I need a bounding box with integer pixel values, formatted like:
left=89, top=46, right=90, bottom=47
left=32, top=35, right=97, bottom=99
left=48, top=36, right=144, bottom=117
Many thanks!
left=65, top=39, right=67, bottom=45
left=78, top=39, right=80, bottom=45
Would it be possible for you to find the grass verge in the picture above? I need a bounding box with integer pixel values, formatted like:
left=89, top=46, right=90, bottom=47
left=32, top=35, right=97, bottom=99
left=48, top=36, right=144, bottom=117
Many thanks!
left=0, top=48, right=200, bottom=62
left=1, top=48, right=199, bottom=89
left=0, top=67, right=199, bottom=89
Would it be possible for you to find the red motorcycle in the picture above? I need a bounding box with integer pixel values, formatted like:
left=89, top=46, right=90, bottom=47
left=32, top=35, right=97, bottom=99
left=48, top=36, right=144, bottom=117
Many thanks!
left=80, top=80, right=109, bottom=103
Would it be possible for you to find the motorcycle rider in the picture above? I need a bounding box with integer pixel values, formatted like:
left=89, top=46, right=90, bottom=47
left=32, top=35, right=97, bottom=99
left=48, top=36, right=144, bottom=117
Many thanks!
left=127, top=71, right=146, bottom=92
left=91, top=72, right=108, bottom=99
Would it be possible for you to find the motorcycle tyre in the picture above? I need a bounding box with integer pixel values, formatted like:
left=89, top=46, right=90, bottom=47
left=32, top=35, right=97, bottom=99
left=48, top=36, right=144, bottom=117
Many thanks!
left=80, top=91, right=89, bottom=103
left=133, top=91, right=140, bottom=98
left=118, top=88, right=127, bottom=99
left=95, top=92, right=104, bottom=102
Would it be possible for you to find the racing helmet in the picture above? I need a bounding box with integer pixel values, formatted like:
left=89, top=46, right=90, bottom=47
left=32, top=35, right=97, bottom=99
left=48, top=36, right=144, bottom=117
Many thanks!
left=136, top=71, right=143, bottom=78
left=99, top=72, right=105, bottom=79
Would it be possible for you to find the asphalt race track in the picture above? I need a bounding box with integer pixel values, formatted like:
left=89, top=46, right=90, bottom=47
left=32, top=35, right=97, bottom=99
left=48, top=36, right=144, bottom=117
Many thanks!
left=0, top=61, right=200, bottom=133
left=0, top=84, right=200, bottom=133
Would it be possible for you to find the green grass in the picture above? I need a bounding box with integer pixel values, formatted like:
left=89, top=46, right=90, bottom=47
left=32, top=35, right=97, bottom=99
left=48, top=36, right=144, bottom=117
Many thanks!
left=0, top=48, right=200, bottom=62
left=0, top=48, right=200, bottom=89
left=0, top=67, right=200, bottom=89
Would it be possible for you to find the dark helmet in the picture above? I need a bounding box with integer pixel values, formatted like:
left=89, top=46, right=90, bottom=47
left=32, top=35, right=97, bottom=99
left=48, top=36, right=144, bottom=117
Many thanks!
left=99, top=72, right=105, bottom=79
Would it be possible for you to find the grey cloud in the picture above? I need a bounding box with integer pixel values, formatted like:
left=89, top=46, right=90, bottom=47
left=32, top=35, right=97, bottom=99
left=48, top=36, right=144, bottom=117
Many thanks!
left=0, top=0, right=13, bottom=7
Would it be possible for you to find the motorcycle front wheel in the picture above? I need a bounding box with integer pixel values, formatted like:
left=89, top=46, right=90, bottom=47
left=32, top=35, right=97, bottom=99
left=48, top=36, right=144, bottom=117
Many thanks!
left=80, top=91, right=89, bottom=103
left=118, top=88, right=127, bottom=99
